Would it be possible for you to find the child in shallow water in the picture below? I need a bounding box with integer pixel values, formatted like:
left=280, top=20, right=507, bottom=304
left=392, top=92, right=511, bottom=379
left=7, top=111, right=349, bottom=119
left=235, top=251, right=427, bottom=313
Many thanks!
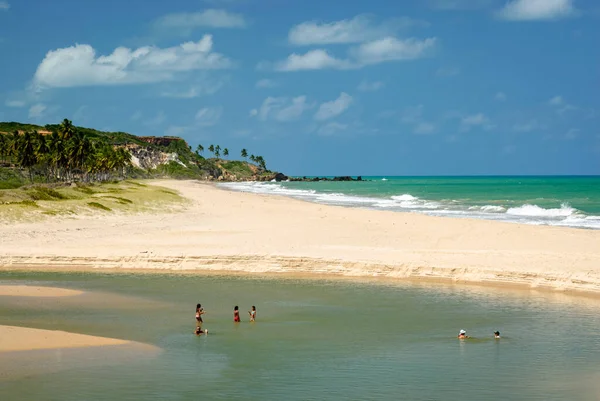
left=248, top=306, right=256, bottom=322
left=194, top=327, right=208, bottom=335
left=234, top=306, right=241, bottom=322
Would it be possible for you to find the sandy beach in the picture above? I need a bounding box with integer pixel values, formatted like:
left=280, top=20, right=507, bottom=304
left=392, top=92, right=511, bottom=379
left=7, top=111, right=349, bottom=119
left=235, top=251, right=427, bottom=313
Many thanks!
left=1, top=180, right=600, bottom=293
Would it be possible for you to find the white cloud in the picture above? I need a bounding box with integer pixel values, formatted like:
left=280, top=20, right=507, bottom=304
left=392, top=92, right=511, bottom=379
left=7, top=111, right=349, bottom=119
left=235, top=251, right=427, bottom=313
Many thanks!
left=154, top=9, right=246, bottom=35
left=436, top=67, right=460, bottom=77
left=357, top=81, right=384, bottom=91
left=275, top=49, right=352, bottom=71
left=548, top=95, right=577, bottom=114
left=274, top=37, right=436, bottom=71
left=513, top=119, right=544, bottom=132
left=314, top=92, right=353, bottom=121
left=497, top=0, right=577, bottom=21
left=255, top=79, right=277, bottom=88
left=5, top=100, right=25, bottom=107
left=428, top=0, right=495, bottom=10
left=195, top=107, right=222, bottom=126
left=414, top=122, right=436, bottom=134
left=288, top=15, right=426, bottom=46
left=33, top=35, right=232, bottom=89
left=161, top=81, right=223, bottom=98
left=28, top=103, right=46, bottom=119
left=350, top=37, right=437, bottom=65
left=318, top=122, right=349, bottom=136
left=0, top=1, right=9, bottom=10
left=251, top=96, right=311, bottom=122
left=495, top=92, right=507, bottom=101
left=460, top=113, right=494, bottom=132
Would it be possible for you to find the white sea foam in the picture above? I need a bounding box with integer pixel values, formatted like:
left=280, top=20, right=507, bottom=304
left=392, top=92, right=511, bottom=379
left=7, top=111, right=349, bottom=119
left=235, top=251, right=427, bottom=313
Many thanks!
left=506, top=203, right=576, bottom=218
left=219, top=182, right=600, bottom=230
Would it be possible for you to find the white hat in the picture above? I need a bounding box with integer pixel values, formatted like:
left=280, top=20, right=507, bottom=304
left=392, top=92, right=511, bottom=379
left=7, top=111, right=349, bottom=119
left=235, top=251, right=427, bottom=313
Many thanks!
left=459, top=329, right=466, bottom=334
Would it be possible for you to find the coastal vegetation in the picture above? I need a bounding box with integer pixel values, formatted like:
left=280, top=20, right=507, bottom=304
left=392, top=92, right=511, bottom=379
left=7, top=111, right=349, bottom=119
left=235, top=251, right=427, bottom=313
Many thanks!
left=0, top=180, right=186, bottom=222
left=0, top=118, right=274, bottom=189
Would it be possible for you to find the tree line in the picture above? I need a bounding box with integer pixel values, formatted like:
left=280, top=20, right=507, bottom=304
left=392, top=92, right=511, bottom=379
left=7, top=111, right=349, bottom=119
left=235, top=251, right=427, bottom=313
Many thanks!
left=195, top=144, right=267, bottom=170
left=0, top=119, right=131, bottom=183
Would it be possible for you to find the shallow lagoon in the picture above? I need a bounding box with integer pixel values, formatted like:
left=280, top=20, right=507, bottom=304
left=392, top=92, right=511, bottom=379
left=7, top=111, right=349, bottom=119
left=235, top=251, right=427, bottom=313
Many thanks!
left=1, top=271, right=600, bottom=401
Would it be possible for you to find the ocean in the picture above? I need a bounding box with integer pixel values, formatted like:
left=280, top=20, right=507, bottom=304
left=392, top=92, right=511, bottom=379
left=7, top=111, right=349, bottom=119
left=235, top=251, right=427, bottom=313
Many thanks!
left=220, top=176, right=600, bottom=229
left=2, top=271, right=600, bottom=400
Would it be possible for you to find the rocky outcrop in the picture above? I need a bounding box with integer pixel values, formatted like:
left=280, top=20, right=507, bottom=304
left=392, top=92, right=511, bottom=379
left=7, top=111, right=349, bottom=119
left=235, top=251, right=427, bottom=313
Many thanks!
left=289, top=176, right=364, bottom=182
left=125, top=144, right=185, bottom=170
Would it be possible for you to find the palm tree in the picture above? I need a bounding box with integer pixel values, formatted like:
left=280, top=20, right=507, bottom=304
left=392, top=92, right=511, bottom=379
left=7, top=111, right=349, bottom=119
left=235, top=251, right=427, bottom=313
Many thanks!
left=223, top=148, right=229, bottom=158
left=0, top=134, right=7, bottom=164
left=47, top=131, right=64, bottom=180
left=208, top=144, right=215, bottom=156
left=17, top=131, right=38, bottom=183
left=250, top=154, right=256, bottom=164
left=34, top=132, right=51, bottom=181
left=214, top=145, right=221, bottom=158
left=255, top=156, right=267, bottom=171
left=241, top=148, right=248, bottom=159
left=8, top=131, right=21, bottom=165
left=58, top=118, right=76, bottom=141
left=196, top=144, right=204, bottom=156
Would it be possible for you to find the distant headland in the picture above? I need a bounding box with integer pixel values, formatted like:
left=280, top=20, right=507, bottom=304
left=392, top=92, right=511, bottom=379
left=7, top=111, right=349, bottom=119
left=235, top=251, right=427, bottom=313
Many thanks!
left=0, top=119, right=283, bottom=187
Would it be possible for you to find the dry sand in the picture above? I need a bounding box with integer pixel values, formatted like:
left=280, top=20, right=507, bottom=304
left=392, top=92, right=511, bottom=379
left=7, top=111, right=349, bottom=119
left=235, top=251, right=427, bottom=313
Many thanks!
left=0, top=325, right=130, bottom=352
left=1, top=180, right=600, bottom=294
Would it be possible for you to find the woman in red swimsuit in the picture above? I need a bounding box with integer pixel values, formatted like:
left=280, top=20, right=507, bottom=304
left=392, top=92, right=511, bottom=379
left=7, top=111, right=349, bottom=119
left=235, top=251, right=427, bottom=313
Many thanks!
left=233, top=306, right=241, bottom=322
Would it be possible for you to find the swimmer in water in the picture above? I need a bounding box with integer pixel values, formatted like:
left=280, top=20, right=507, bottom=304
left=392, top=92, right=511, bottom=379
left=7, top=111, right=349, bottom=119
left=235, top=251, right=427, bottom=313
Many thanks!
left=248, top=306, right=256, bottom=322
left=494, top=331, right=501, bottom=339
left=458, top=329, right=469, bottom=339
left=194, top=326, right=208, bottom=336
left=234, top=306, right=241, bottom=322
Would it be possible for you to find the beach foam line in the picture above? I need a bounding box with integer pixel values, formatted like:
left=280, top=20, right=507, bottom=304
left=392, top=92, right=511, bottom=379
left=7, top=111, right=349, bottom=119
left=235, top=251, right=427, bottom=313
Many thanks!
left=220, top=182, right=600, bottom=229
left=2, top=254, right=600, bottom=294
left=0, top=285, right=83, bottom=297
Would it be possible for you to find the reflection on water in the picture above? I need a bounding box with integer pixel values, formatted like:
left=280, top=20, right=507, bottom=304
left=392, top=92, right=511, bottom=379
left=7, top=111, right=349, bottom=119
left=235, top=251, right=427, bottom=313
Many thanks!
left=1, top=271, right=600, bottom=400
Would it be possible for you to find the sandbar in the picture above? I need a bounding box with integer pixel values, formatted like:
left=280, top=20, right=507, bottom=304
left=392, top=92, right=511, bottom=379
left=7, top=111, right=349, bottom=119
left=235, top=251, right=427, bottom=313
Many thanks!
left=0, top=285, right=83, bottom=297
left=1, top=180, right=600, bottom=294
left=0, top=325, right=129, bottom=352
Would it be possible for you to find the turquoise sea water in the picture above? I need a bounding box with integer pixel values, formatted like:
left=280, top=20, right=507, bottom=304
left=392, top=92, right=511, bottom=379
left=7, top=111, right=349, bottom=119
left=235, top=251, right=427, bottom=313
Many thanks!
left=2, top=272, right=600, bottom=400
left=221, top=176, right=600, bottom=229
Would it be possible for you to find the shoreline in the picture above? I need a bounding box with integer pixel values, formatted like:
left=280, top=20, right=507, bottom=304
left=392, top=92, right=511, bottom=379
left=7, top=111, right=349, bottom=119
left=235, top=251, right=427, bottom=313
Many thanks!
left=1, top=180, right=600, bottom=297
left=4, top=264, right=600, bottom=304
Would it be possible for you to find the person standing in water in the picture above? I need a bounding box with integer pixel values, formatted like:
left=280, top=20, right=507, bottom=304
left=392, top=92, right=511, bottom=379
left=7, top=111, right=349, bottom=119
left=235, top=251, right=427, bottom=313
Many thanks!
left=494, top=331, right=501, bottom=339
left=248, top=306, right=256, bottom=322
left=233, top=306, right=241, bottom=322
left=458, top=329, right=469, bottom=339
left=195, top=303, right=205, bottom=328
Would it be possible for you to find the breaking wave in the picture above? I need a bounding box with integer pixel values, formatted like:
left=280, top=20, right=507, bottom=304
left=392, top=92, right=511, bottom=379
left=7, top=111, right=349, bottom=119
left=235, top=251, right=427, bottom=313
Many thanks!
left=219, top=182, right=600, bottom=230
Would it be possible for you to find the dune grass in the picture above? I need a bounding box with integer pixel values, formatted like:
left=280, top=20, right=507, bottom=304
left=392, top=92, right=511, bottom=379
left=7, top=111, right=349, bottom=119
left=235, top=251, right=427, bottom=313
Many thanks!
left=0, top=180, right=186, bottom=222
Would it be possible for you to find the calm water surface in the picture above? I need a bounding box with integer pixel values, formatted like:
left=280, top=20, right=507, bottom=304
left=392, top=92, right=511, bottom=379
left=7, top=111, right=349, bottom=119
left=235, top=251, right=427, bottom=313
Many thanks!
left=1, top=271, right=600, bottom=400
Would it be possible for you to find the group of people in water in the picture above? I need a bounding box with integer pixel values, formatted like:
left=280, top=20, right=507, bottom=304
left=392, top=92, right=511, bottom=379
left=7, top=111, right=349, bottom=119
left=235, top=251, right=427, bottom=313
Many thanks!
left=458, top=329, right=501, bottom=339
left=194, top=303, right=256, bottom=335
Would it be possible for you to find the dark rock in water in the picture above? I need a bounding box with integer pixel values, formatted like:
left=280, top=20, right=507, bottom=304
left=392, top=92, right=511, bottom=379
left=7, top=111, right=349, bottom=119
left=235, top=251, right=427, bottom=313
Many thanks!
left=288, top=176, right=367, bottom=182
left=274, top=173, right=288, bottom=182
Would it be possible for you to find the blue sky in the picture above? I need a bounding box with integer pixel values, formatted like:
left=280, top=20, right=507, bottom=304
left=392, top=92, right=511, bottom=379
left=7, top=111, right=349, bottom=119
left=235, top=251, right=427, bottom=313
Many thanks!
left=0, top=0, right=598, bottom=175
